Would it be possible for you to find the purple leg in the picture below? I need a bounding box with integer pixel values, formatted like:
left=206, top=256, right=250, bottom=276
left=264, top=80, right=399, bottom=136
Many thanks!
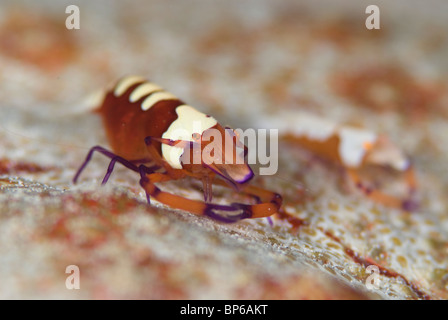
left=101, top=156, right=160, bottom=185
left=73, top=145, right=158, bottom=185
left=138, top=164, right=152, bottom=204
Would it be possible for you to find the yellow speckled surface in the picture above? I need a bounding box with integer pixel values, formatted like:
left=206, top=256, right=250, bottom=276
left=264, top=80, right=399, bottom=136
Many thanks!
left=0, top=0, right=447, bottom=299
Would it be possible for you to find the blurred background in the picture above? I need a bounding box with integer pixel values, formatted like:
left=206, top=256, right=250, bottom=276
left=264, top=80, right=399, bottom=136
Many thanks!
left=0, top=0, right=447, bottom=299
